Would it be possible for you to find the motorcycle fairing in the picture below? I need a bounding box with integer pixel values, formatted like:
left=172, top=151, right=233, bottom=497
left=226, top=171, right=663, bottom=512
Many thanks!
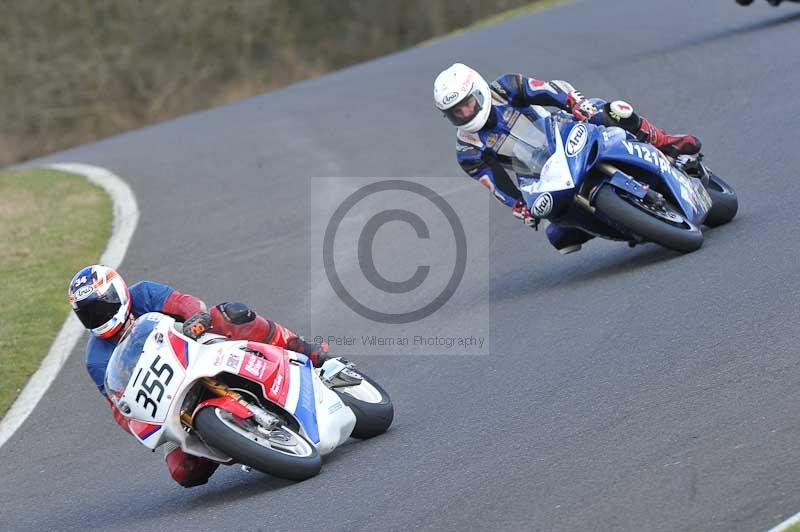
left=129, top=419, right=164, bottom=445
left=113, top=321, right=189, bottom=447
left=110, top=315, right=353, bottom=459
left=599, top=137, right=712, bottom=224
left=606, top=171, right=648, bottom=200
left=560, top=120, right=602, bottom=186
left=168, top=332, right=190, bottom=368
left=519, top=119, right=604, bottom=219
left=202, top=341, right=321, bottom=445
left=293, top=359, right=320, bottom=444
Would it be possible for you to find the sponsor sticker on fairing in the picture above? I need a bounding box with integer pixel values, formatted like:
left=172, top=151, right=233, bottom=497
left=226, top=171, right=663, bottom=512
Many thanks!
left=270, top=372, right=283, bottom=395
left=243, top=354, right=266, bottom=379
left=225, top=352, right=243, bottom=371
left=565, top=124, right=588, bottom=157
left=531, top=193, right=553, bottom=218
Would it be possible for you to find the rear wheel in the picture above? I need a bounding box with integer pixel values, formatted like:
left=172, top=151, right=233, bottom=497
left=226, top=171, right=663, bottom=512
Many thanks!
left=333, top=368, right=394, bottom=439
left=594, top=185, right=703, bottom=252
left=703, top=173, right=738, bottom=227
left=194, top=406, right=321, bottom=481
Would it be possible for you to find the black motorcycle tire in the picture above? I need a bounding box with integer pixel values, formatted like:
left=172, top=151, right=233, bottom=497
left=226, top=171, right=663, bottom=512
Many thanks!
left=195, top=406, right=322, bottom=481
left=334, top=369, right=394, bottom=439
left=703, top=173, right=738, bottom=227
left=594, top=185, right=704, bottom=252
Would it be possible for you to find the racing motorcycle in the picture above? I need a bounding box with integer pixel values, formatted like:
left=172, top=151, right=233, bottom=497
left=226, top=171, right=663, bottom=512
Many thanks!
left=509, top=105, right=737, bottom=252
left=104, top=312, right=393, bottom=481
left=736, top=0, right=800, bottom=6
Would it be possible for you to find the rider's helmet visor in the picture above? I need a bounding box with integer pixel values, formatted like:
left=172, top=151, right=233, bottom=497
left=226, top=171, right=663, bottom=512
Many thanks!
left=443, top=91, right=484, bottom=127
left=74, top=285, right=122, bottom=329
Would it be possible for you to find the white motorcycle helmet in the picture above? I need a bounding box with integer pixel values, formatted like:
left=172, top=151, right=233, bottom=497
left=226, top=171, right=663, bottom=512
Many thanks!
left=434, top=63, right=492, bottom=133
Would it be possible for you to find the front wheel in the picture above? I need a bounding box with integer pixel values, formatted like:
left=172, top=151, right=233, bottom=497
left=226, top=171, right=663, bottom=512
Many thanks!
left=594, top=185, right=704, bottom=252
left=333, top=368, right=394, bottom=439
left=703, top=173, right=738, bottom=227
left=194, top=406, right=321, bottom=481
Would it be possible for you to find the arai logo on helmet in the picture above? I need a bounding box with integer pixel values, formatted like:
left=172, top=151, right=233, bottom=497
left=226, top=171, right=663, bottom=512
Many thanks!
left=74, top=285, right=94, bottom=301
left=532, top=193, right=553, bottom=218
left=565, top=123, right=588, bottom=157
left=442, top=91, right=460, bottom=106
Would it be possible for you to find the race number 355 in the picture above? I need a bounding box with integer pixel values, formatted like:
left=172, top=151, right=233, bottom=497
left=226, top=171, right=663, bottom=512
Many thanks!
left=135, top=355, right=174, bottom=417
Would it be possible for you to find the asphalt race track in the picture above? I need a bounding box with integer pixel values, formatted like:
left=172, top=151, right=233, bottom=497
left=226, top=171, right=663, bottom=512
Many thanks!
left=4, top=1, right=800, bottom=530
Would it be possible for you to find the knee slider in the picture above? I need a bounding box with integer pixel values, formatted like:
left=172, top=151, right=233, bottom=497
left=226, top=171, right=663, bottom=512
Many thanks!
left=216, top=302, right=256, bottom=325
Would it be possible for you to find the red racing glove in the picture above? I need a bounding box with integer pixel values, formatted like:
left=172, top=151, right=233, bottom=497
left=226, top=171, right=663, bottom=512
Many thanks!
left=566, top=90, right=597, bottom=121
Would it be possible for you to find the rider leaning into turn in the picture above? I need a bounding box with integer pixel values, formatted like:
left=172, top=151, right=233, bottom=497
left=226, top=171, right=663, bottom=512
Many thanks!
left=68, top=264, right=331, bottom=488
left=434, top=63, right=702, bottom=254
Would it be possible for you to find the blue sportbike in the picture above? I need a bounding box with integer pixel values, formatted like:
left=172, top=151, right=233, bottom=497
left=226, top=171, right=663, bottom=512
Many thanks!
left=513, top=106, right=737, bottom=252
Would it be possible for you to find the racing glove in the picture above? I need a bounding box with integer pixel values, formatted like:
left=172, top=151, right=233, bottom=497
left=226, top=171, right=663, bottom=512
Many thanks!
left=566, top=90, right=597, bottom=121
left=182, top=311, right=212, bottom=340
left=512, top=200, right=537, bottom=228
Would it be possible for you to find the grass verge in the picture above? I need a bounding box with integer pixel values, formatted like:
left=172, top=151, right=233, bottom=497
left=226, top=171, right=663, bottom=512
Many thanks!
left=0, top=168, right=111, bottom=418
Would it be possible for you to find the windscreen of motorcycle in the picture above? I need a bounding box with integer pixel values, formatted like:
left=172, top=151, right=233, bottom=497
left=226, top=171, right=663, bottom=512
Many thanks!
left=105, top=314, right=160, bottom=397
left=496, top=112, right=551, bottom=180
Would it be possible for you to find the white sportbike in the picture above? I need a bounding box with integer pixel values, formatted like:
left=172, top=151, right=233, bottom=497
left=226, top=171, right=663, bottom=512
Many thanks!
left=104, top=312, right=393, bottom=480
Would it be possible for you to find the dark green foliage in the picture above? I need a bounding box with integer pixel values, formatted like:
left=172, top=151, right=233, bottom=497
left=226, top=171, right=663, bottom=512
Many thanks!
left=0, top=0, right=536, bottom=165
